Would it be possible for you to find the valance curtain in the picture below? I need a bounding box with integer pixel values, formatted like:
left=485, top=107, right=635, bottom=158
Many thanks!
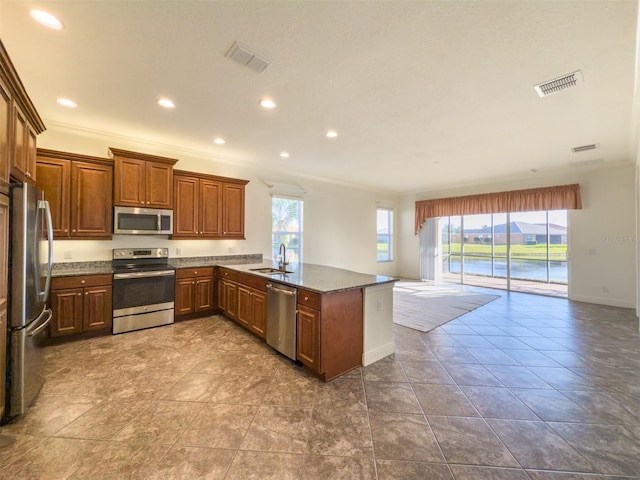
left=415, top=184, right=582, bottom=234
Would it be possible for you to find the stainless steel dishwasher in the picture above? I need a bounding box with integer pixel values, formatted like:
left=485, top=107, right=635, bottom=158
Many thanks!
left=266, top=282, right=298, bottom=360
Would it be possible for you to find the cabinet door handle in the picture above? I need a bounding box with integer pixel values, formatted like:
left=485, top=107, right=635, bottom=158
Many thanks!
left=81, top=280, right=85, bottom=284
left=72, top=229, right=76, bottom=233
left=26, top=172, right=31, bottom=178
left=85, top=292, right=89, bottom=295
left=194, top=271, right=198, bottom=275
left=141, top=201, right=144, bottom=204
left=76, top=293, right=81, bottom=296
left=305, top=296, right=309, bottom=301
left=64, top=229, right=68, bottom=232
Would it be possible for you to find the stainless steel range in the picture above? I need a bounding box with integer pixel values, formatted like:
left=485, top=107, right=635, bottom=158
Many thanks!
left=112, top=248, right=175, bottom=334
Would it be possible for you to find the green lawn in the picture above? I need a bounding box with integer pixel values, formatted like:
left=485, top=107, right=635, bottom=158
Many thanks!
left=447, top=243, right=567, bottom=260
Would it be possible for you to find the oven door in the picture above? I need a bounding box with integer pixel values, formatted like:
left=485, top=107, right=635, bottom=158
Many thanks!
left=113, top=270, right=175, bottom=315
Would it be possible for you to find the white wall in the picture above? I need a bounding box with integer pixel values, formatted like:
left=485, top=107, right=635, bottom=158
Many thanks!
left=398, top=163, right=637, bottom=308
left=39, top=126, right=398, bottom=277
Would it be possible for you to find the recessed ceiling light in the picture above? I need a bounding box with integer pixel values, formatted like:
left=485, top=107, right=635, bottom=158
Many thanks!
left=259, top=99, right=276, bottom=109
left=30, top=10, right=63, bottom=30
left=57, top=98, right=77, bottom=108
left=157, top=98, right=175, bottom=109
left=214, top=137, right=226, bottom=145
left=326, top=130, right=338, bottom=138
left=280, top=152, right=290, bottom=158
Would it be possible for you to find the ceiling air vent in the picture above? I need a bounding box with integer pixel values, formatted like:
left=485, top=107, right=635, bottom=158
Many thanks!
left=534, top=70, right=583, bottom=98
left=225, top=41, right=271, bottom=74
left=571, top=143, right=599, bottom=153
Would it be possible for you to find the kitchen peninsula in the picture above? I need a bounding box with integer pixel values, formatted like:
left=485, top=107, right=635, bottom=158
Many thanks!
left=51, top=257, right=397, bottom=382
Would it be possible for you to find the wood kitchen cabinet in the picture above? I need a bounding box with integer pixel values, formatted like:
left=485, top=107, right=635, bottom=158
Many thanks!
left=216, top=267, right=364, bottom=382
left=218, top=268, right=267, bottom=338
left=173, top=169, right=248, bottom=239
left=0, top=41, right=46, bottom=184
left=109, top=148, right=177, bottom=209
left=49, top=275, right=113, bottom=337
left=0, top=194, right=8, bottom=418
left=0, top=77, right=11, bottom=184
left=36, top=149, right=113, bottom=239
left=175, top=267, right=215, bottom=318
left=297, top=287, right=363, bottom=381
left=297, top=305, right=320, bottom=370
left=237, top=284, right=267, bottom=339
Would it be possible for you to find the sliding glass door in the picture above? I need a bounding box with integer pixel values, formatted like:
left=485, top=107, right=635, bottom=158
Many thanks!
left=434, top=210, right=567, bottom=296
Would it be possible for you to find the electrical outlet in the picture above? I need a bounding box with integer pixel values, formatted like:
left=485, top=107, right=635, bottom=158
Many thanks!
left=376, top=299, right=383, bottom=311
left=176, top=248, right=182, bottom=256
left=602, top=286, right=609, bottom=293
left=229, top=247, right=236, bottom=254
left=64, top=250, right=72, bottom=259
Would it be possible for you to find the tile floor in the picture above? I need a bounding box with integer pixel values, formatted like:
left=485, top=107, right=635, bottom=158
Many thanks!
left=1, top=286, right=640, bottom=479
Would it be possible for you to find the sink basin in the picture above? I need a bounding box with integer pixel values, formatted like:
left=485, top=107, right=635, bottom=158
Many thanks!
left=249, top=267, right=293, bottom=275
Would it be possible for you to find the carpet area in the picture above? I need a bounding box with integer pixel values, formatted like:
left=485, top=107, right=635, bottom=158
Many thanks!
left=393, top=280, right=501, bottom=332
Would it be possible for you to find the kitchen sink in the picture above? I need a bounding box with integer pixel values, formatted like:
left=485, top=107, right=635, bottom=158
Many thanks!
left=249, top=267, right=293, bottom=275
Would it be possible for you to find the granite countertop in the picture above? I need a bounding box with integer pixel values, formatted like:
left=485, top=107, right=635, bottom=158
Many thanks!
left=222, top=261, right=397, bottom=294
left=51, top=255, right=398, bottom=294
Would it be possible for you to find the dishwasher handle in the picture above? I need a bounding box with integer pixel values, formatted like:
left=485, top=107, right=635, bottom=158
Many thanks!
left=266, top=283, right=296, bottom=296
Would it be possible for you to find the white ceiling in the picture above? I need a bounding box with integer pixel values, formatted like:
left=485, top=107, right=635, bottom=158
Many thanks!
left=0, top=1, right=638, bottom=194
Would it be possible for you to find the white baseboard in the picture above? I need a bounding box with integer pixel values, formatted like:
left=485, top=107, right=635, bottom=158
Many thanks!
left=569, top=294, right=635, bottom=309
left=362, top=342, right=395, bottom=366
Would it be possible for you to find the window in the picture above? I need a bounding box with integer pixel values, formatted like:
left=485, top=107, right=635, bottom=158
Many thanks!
left=377, top=208, right=393, bottom=262
left=272, top=197, right=303, bottom=264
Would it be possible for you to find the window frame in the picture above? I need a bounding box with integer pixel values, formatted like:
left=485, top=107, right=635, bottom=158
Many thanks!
left=271, top=196, right=304, bottom=265
left=376, top=207, right=394, bottom=263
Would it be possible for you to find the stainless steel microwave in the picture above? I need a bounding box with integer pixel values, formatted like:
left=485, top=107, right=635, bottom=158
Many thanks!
left=113, top=206, right=173, bottom=235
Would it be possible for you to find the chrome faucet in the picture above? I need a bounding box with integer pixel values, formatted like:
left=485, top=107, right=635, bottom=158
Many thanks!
left=278, top=243, right=287, bottom=269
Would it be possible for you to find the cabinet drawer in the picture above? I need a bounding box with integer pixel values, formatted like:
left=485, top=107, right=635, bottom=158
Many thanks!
left=52, top=274, right=112, bottom=290
left=297, top=288, right=321, bottom=310
left=218, top=267, right=240, bottom=283
left=238, top=272, right=269, bottom=291
left=176, top=266, right=214, bottom=279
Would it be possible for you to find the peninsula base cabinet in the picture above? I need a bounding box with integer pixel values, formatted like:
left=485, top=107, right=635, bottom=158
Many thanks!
left=237, top=285, right=267, bottom=339
left=297, top=288, right=364, bottom=382
left=218, top=268, right=268, bottom=339
left=175, top=267, right=215, bottom=319
left=216, top=267, right=364, bottom=382
left=49, top=275, right=113, bottom=337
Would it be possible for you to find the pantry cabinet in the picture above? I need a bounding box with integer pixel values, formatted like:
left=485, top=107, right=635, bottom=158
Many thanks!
left=36, top=149, right=113, bottom=239
left=109, top=148, right=177, bottom=209
left=49, top=274, right=113, bottom=337
left=173, top=170, right=248, bottom=239
left=175, top=267, right=215, bottom=318
left=0, top=41, right=46, bottom=184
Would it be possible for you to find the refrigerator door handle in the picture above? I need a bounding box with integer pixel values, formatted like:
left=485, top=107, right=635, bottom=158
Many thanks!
left=25, top=308, right=52, bottom=337
left=37, top=199, right=54, bottom=302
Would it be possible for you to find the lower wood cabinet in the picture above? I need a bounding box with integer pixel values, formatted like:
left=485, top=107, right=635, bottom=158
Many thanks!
left=50, top=274, right=113, bottom=337
left=218, top=267, right=268, bottom=339
left=175, top=267, right=215, bottom=318
left=216, top=268, right=364, bottom=382
left=237, top=285, right=267, bottom=339
left=218, top=278, right=238, bottom=320
left=297, top=305, right=320, bottom=369
left=297, top=287, right=364, bottom=381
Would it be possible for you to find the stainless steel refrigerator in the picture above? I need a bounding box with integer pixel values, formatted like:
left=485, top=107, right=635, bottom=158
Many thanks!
left=8, top=182, right=53, bottom=417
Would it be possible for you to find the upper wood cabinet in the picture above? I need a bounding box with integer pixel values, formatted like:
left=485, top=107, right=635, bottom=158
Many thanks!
left=0, top=41, right=46, bottom=185
left=173, top=169, right=248, bottom=239
left=109, top=148, right=177, bottom=209
left=36, top=149, right=113, bottom=239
